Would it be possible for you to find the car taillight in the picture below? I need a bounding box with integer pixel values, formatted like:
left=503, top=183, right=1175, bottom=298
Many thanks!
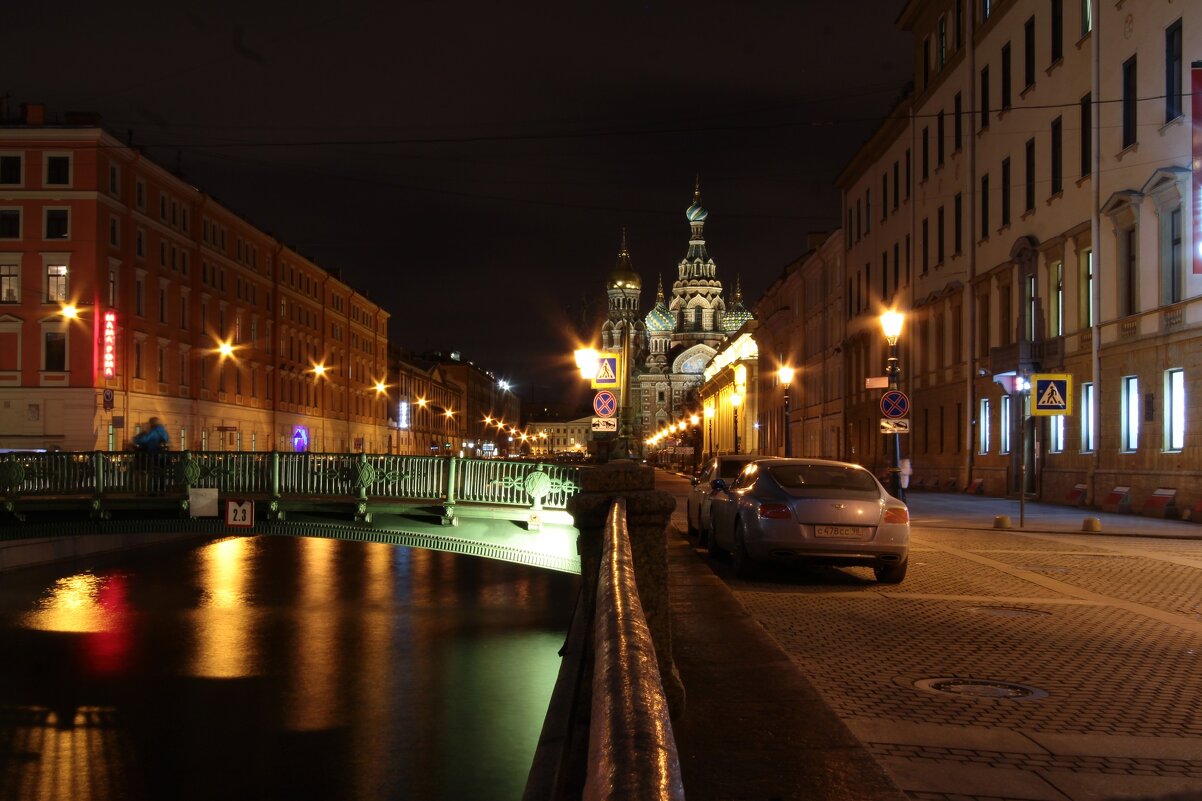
left=758, top=503, right=792, bottom=519
left=883, top=507, right=909, bottom=524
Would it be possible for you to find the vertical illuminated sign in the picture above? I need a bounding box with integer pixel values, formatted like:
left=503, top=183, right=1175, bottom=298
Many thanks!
left=102, top=310, right=117, bottom=379
left=398, top=398, right=410, bottom=430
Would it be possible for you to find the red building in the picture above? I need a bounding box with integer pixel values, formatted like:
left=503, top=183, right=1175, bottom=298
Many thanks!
left=0, top=105, right=390, bottom=452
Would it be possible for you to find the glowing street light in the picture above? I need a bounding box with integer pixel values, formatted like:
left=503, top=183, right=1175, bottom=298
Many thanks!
left=879, top=309, right=906, bottom=499
left=777, top=366, right=795, bottom=457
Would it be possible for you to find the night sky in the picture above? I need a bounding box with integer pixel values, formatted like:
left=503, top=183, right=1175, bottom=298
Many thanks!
left=7, top=0, right=910, bottom=409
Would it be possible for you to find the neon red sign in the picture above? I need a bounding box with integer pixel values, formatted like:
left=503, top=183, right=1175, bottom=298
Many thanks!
left=102, top=310, right=117, bottom=379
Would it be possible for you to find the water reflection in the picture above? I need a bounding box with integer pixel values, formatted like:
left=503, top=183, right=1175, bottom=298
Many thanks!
left=0, top=536, right=578, bottom=801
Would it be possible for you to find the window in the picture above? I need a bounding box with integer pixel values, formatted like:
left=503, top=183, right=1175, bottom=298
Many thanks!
left=937, top=15, right=948, bottom=70
left=1049, top=415, right=1065, bottom=453
left=1119, top=227, right=1137, bottom=317
left=923, top=36, right=932, bottom=89
left=980, top=174, right=990, bottom=235
left=892, top=161, right=899, bottom=209
left=1024, top=17, right=1036, bottom=88
left=45, top=155, right=70, bottom=186
left=1050, top=260, right=1063, bottom=336
left=0, top=264, right=17, bottom=303
left=1122, top=56, right=1137, bottom=148
left=0, top=209, right=18, bottom=239
left=1166, top=20, right=1183, bottom=122
left=981, top=0, right=992, bottom=23
left=1000, top=395, right=1011, bottom=453
left=865, top=190, right=871, bottom=234
left=980, top=66, right=990, bottom=128
left=158, top=347, right=166, bottom=383
left=109, top=217, right=119, bottom=247
left=109, top=163, right=120, bottom=196
left=1051, top=0, right=1064, bottom=62
left=1050, top=117, right=1063, bottom=195
left=1001, top=43, right=1012, bottom=109
left=1080, top=248, right=1094, bottom=326
left=135, top=276, right=145, bottom=317
left=159, top=287, right=167, bottom=324
left=1166, top=369, right=1185, bottom=451
left=45, top=264, right=67, bottom=303
left=1025, top=138, right=1036, bottom=211
left=1121, top=375, right=1140, bottom=451
left=922, top=127, right=929, bottom=180
left=954, top=92, right=963, bottom=151
left=956, top=0, right=964, bottom=49
left=1080, top=93, right=1092, bottom=177
left=134, top=341, right=143, bottom=379
left=980, top=396, right=990, bottom=452
left=922, top=218, right=929, bottom=274
left=937, top=206, right=945, bottom=264
left=937, top=110, right=945, bottom=165
left=905, top=149, right=911, bottom=198
left=108, top=269, right=117, bottom=308
left=881, top=174, right=888, bottom=220
left=135, top=178, right=145, bottom=209
left=1167, top=207, right=1184, bottom=304
left=181, top=296, right=189, bottom=329
left=954, top=193, right=963, bottom=253
left=1080, top=0, right=1092, bottom=36
left=1001, top=158, right=1011, bottom=226
left=0, top=155, right=21, bottom=185
left=44, top=331, right=66, bottom=371
left=45, top=209, right=68, bottom=239
left=1081, top=382, right=1095, bottom=451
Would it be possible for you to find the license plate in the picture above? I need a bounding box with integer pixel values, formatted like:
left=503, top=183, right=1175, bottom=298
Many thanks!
left=814, top=525, right=868, bottom=539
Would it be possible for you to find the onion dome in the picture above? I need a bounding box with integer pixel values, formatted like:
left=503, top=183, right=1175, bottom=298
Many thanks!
left=644, top=276, right=675, bottom=334
left=685, top=175, right=708, bottom=222
left=607, top=227, right=642, bottom=290
left=722, top=275, right=753, bottom=333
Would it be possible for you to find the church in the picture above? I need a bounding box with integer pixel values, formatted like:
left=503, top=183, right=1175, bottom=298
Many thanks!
left=599, top=182, right=753, bottom=450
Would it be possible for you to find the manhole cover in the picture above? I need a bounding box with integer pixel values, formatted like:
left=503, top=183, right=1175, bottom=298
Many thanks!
left=966, top=605, right=1050, bottom=618
left=914, top=678, right=1048, bottom=701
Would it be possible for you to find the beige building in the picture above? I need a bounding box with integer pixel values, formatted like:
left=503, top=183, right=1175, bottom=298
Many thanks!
left=528, top=417, right=593, bottom=456
left=833, top=0, right=1202, bottom=509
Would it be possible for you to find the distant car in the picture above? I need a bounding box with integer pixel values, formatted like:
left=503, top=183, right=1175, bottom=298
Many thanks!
left=686, top=454, right=756, bottom=543
left=707, top=458, right=910, bottom=583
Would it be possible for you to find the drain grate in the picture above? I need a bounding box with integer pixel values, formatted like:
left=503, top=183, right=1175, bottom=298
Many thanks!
left=914, top=678, right=1048, bottom=701
left=966, top=605, right=1050, bottom=618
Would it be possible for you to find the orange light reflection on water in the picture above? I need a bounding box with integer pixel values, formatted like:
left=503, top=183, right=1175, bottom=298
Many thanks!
left=192, top=536, right=255, bottom=678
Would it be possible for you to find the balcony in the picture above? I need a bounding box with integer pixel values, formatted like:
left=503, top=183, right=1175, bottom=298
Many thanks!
left=988, top=336, right=1064, bottom=375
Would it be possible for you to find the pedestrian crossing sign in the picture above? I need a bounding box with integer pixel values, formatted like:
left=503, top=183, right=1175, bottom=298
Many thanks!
left=1031, top=373, right=1072, bottom=416
left=591, top=352, right=621, bottom=389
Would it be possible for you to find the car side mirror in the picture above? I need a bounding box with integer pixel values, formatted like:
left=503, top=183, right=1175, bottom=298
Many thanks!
left=711, top=478, right=728, bottom=494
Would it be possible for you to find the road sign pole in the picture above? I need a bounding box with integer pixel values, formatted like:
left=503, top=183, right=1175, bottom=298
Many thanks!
left=887, top=340, right=903, bottom=500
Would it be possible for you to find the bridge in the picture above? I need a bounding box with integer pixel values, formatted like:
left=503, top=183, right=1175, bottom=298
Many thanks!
left=0, top=452, right=687, bottom=799
left=0, top=451, right=583, bottom=573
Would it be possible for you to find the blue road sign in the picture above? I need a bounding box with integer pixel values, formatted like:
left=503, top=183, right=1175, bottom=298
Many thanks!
left=880, top=390, right=910, bottom=419
left=593, top=390, right=618, bottom=418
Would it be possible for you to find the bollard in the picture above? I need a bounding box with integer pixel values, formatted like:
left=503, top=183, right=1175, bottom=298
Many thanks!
left=994, top=514, right=1012, bottom=529
left=1082, top=517, right=1102, bottom=532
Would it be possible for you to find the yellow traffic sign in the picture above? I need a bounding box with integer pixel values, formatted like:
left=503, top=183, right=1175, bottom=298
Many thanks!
left=591, top=352, right=620, bottom=389
left=1031, top=373, right=1072, bottom=416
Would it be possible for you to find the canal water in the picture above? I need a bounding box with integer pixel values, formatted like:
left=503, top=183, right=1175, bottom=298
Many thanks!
left=0, top=536, right=579, bottom=801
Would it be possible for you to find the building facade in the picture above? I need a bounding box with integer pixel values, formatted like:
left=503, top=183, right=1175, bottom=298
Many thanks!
left=0, top=108, right=390, bottom=452
left=835, top=0, right=1202, bottom=507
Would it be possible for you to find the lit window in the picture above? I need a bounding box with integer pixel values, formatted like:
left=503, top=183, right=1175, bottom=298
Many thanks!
left=1000, top=395, right=1011, bottom=454
left=1081, top=382, right=1094, bottom=452
left=1121, top=375, right=1139, bottom=451
left=979, top=398, right=991, bottom=453
left=1048, top=415, right=1064, bottom=453
left=1165, top=368, right=1185, bottom=451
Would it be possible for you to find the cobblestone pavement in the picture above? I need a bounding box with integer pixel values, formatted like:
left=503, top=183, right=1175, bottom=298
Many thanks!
left=661, top=474, right=1202, bottom=801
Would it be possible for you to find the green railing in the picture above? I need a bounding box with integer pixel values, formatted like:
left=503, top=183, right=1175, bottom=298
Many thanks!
left=0, top=452, right=582, bottom=526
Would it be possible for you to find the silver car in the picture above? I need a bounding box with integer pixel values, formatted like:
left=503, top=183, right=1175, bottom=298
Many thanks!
left=686, top=454, right=755, bottom=543
left=707, top=458, right=910, bottom=583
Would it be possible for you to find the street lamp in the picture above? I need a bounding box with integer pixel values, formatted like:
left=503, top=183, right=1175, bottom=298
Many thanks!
left=777, top=366, right=795, bottom=457
left=880, top=310, right=905, bottom=500
left=730, top=392, right=743, bottom=454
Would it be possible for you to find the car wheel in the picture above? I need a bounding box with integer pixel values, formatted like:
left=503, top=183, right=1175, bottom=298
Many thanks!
left=731, top=521, right=759, bottom=579
left=706, top=514, right=724, bottom=557
left=874, top=559, right=908, bottom=584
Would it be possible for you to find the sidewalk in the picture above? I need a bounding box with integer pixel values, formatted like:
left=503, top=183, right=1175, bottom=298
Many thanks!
left=904, top=490, right=1202, bottom=539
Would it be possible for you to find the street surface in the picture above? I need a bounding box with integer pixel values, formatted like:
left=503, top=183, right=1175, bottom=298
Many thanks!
left=657, top=470, right=1202, bottom=801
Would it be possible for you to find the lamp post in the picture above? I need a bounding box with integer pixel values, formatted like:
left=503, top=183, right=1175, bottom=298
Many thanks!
left=880, top=310, right=905, bottom=500
left=777, top=366, right=794, bottom=457
left=730, top=392, right=742, bottom=454
left=689, top=413, right=701, bottom=474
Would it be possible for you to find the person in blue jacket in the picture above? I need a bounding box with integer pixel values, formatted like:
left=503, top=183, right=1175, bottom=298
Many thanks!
left=134, top=417, right=170, bottom=452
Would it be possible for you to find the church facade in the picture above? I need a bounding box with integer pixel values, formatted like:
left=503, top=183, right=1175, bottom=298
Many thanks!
left=599, top=183, right=753, bottom=450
